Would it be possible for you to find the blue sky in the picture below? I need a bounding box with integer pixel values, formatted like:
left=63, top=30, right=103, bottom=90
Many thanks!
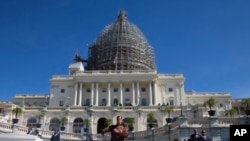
left=0, top=0, right=250, bottom=101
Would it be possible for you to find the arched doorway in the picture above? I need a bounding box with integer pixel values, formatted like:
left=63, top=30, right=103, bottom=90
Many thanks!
left=97, top=118, right=107, bottom=133
left=26, top=117, right=37, bottom=128
left=49, top=118, right=60, bottom=131
left=73, top=118, right=84, bottom=133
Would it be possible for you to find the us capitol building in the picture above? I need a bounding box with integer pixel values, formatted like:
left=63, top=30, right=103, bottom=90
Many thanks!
left=1, top=11, right=235, bottom=135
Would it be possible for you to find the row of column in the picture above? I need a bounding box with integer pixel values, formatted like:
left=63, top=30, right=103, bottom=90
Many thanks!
left=73, top=81, right=158, bottom=106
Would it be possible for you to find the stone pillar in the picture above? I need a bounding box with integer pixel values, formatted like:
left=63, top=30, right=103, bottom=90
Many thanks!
left=74, top=83, right=78, bottom=106
left=132, top=82, right=135, bottom=106
left=78, top=83, right=82, bottom=106
left=175, top=84, right=179, bottom=105
left=95, top=82, right=99, bottom=106
left=153, top=81, right=158, bottom=105
left=120, top=81, right=123, bottom=105
left=107, top=82, right=111, bottom=106
left=179, top=117, right=189, bottom=141
left=149, top=81, right=152, bottom=106
left=91, top=83, right=94, bottom=106
left=137, top=82, right=140, bottom=105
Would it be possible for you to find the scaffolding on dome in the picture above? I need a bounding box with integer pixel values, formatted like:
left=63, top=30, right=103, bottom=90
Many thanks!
left=87, top=11, right=156, bottom=71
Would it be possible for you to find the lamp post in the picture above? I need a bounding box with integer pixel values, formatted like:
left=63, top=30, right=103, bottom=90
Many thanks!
left=180, top=102, right=183, bottom=117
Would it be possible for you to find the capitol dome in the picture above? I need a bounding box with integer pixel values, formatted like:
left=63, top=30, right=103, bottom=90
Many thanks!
left=87, top=11, right=156, bottom=71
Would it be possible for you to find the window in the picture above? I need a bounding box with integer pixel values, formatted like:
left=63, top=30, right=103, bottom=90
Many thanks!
left=60, top=89, right=65, bottom=93
left=125, top=88, right=130, bottom=92
left=59, top=100, right=64, bottom=106
left=141, top=88, right=146, bottom=92
left=168, top=88, right=173, bottom=92
left=102, top=88, right=107, bottom=93
left=114, top=88, right=118, bottom=92
left=220, top=103, right=223, bottom=107
left=86, top=88, right=91, bottom=93
left=169, top=100, right=174, bottom=106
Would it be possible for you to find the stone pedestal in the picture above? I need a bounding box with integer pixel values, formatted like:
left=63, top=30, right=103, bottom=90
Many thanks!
left=179, top=117, right=188, bottom=127
left=209, top=116, right=218, bottom=127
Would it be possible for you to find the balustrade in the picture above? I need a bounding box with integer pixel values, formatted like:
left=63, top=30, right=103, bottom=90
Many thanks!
left=0, top=116, right=248, bottom=141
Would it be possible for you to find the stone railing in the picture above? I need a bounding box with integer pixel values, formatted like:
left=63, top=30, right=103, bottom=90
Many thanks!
left=187, top=118, right=209, bottom=126
left=1, top=117, right=249, bottom=141
left=218, top=117, right=241, bottom=125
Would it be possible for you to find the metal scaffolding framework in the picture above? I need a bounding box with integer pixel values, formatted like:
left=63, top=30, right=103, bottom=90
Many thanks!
left=87, top=11, right=156, bottom=71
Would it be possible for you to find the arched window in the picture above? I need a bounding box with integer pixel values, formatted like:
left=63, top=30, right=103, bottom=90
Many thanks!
left=49, top=118, right=60, bottom=131
left=26, top=117, right=37, bottom=128
left=73, top=118, right=84, bottom=133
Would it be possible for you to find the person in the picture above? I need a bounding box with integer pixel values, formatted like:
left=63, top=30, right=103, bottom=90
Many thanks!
left=190, top=129, right=201, bottom=141
left=27, top=127, right=33, bottom=134
left=50, top=130, right=60, bottom=141
left=199, top=130, right=210, bottom=141
left=102, top=116, right=128, bottom=141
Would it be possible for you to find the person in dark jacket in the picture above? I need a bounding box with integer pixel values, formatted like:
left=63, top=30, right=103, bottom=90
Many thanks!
left=190, top=129, right=201, bottom=141
left=50, top=130, right=60, bottom=141
left=199, top=130, right=210, bottom=141
left=102, top=116, right=128, bottom=141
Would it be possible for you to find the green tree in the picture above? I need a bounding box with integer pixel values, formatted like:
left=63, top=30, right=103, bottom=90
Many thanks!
left=204, top=97, right=217, bottom=111
left=104, top=119, right=113, bottom=127
left=147, top=112, right=157, bottom=128
left=12, top=107, right=23, bottom=119
left=60, top=116, right=68, bottom=127
left=164, top=106, right=174, bottom=118
left=125, top=117, right=135, bottom=127
left=241, top=98, right=250, bottom=110
left=36, top=112, right=45, bottom=123
left=225, top=108, right=238, bottom=117
left=84, top=118, right=91, bottom=127
left=147, top=112, right=156, bottom=122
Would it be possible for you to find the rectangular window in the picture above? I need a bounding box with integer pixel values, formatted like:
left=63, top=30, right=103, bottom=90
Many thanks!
left=125, top=88, right=130, bottom=92
left=141, top=88, right=146, bottom=92
left=168, top=88, right=173, bottom=92
left=59, top=101, right=64, bottom=106
left=86, top=88, right=91, bottom=93
left=102, top=88, right=107, bottom=93
left=220, top=103, right=223, bottom=107
left=60, top=89, right=65, bottom=93
left=114, top=88, right=118, bottom=92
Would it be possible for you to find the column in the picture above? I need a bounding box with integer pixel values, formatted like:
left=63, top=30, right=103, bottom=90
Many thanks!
left=91, top=83, right=94, bottom=106
left=95, top=82, right=99, bottom=106
left=74, top=83, right=78, bottom=106
left=120, top=81, right=123, bottom=105
left=132, top=82, right=135, bottom=106
left=175, top=84, right=179, bottom=106
left=107, top=82, right=111, bottom=106
left=78, top=83, right=82, bottom=106
left=153, top=81, right=158, bottom=105
left=149, top=81, right=152, bottom=106
left=137, top=82, right=140, bottom=105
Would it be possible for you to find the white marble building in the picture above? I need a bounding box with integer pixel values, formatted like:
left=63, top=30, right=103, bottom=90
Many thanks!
left=3, top=11, right=233, bottom=134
